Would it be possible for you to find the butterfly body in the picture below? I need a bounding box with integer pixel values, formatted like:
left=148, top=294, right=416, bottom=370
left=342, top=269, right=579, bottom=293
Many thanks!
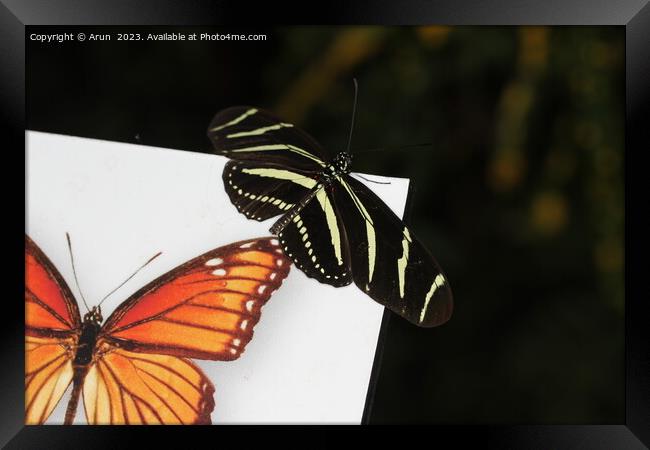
left=209, top=106, right=453, bottom=327
left=269, top=152, right=355, bottom=237
left=73, top=308, right=102, bottom=367
left=25, top=235, right=291, bottom=424
left=60, top=307, right=103, bottom=424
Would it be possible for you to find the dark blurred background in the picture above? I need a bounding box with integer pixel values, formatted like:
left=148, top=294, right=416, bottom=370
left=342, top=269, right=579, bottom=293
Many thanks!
left=27, top=26, right=624, bottom=423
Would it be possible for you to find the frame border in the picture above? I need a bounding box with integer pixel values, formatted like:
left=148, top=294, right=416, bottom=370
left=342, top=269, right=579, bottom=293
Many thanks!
left=2, top=1, right=648, bottom=447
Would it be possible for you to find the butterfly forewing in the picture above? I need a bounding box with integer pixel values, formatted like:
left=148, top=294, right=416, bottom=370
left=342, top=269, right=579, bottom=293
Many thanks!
left=101, top=237, right=291, bottom=361
left=208, top=106, right=329, bottom=170
left=25, top=236, right=81, bottom=335
left=333, top=176, right=453, bottom=327
left=223, top=160, right=317, bottom=222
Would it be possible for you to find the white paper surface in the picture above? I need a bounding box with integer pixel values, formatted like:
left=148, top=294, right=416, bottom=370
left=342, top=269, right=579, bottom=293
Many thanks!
left=25, top=131, right=410, bottom=424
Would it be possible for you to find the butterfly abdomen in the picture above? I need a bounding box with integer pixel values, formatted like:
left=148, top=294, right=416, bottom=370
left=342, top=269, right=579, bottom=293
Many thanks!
left=64, top=367, right=87, bottom=424
left=65, top=319, right=101, bottom=424
left=270, top=179, right=329, bottom=234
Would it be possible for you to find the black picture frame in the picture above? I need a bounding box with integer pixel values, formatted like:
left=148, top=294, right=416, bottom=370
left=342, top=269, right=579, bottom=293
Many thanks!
left=2, top=1, right=648, bottom=447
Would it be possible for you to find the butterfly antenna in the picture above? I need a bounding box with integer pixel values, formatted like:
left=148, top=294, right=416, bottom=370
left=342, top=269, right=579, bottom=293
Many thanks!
left=352, top=173, right=392, bottom=185
left=66, top=232, right=91, bottom=313
left=97, top=251, right=162, bottom=307
left=346, top=78, right=359, bottom=154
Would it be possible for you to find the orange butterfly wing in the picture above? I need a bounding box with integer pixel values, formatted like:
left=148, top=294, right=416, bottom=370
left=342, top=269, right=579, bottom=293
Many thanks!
left=25, top=235, right=81, bottom=335
left=100, top=237, right=291, bottom=361
left=82, top=343, right=215, bottom=424
left=25, top=235, right=81, bottom=424
left=25, top=335, right=75, bottom=424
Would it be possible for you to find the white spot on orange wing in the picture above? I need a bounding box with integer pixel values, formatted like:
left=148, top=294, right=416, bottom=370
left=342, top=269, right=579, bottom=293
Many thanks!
left=258, top=285, right=267, bottom=294
left=212, top=268, right=227, bottom=276
left=245, top=300, right=255, bottom=312
left=206, top=258, right=223, bottom=266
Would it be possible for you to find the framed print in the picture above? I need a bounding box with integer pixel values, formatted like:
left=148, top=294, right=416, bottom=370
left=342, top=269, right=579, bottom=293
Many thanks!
left=1, top=0, right=648, bottom=448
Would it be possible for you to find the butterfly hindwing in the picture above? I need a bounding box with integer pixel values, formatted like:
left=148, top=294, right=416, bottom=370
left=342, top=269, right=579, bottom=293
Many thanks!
left=83, top=343, right=214, bottom=425
left=333, top=176, right=453, bottom=327
left=101, top=237, right=291, bottom=361
left=25, top=335, right=75, bottom=424
left=208, top=106, right=329, bottom=170
left=223, top=160, right=317, bottom=222
left=277, top=186, right=352, bottom=287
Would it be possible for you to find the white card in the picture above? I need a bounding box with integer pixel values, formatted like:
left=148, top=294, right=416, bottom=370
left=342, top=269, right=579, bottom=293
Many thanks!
left=26, top=130, right=410, bottom=424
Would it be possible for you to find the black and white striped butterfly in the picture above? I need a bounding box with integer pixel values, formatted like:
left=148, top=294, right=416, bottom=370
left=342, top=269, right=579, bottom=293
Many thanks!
left=207, top=106, right=453, bottom=327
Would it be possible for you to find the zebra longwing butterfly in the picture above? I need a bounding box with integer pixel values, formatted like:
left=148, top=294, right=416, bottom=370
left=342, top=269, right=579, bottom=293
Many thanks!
left=207, top=106, right=453, bottom=327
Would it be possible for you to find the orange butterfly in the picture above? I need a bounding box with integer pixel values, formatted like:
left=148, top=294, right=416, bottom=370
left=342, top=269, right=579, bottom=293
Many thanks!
left=25, top=234, right=291, bottom=425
